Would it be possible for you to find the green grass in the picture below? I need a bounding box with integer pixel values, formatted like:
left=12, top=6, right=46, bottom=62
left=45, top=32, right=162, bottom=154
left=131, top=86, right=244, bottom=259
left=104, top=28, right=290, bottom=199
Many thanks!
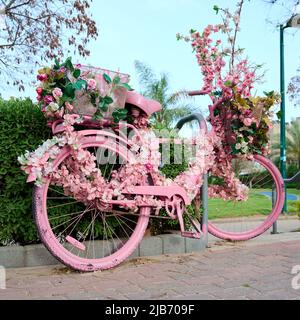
left=208, top=188, right=300, bottom=220
left=288, top=189, right=300, bottom=214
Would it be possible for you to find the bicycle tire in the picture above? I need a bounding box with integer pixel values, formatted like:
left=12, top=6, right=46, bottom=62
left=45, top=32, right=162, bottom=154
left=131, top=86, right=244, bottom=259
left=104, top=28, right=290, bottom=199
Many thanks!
left=33, top=135, right=150, bottom=272
left=208, top=154, right=285, bottom=241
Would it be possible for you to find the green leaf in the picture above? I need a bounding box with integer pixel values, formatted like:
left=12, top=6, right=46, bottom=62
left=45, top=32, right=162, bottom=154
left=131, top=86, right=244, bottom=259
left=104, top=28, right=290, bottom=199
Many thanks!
left=213, top=5, right=219, bottom=14
left=53, top=58, right=61, bottom=70
left=90, top=92, right=97, bottom=106
left=73, top=69, right=81, bottom=79
left=74, top=79, right=87, bottom=91
left=276, top=111, right=282, bottom=120
left=263, top=90, right=275, bottom=97
left=119, top=83, right=133, bottom=91
left=112, top=109, right=128, bottom=123
left=190, top=29, right=197, bottom=34
left=113, top=76, right=121, bottom=85
left=61, top=95, right=74, bottom=104
left=98, top=102, right=109, bottom=112
left=103, top=96, right=114, bottom=105
left=214, top=109, right=220, bottom=117
left=103, top=73, right=112, bottom=84
left=64, top=83, right=76, bottom=99
left=93, top=111, right=104, bottom=121
left=64, top=57, right=75, bottom=72
left=97, top=96, right=113, bottom=112
left=224, top=81, right=233, bottom=87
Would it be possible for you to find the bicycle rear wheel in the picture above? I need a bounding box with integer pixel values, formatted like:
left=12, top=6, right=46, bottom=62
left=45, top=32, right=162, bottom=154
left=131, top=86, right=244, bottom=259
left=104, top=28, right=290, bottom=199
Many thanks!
left=208, top=154, right=285, bottom=241
left=33, top=136, right=150, bottom=272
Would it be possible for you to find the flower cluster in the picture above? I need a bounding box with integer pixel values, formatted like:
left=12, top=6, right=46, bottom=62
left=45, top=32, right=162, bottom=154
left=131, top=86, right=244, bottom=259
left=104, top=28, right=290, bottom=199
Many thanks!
left=36, top=57, right=132, bottom=123
left=175, top=2, right=282, bottom=202
left=212, top=92, right=280, bottom=156
left=178, top=2, right=280, bottom=157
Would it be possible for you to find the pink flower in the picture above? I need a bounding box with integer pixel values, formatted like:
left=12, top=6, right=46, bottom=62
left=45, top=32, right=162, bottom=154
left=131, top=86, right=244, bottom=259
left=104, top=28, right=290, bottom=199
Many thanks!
left=75, top=64, right=82, bottom=69
left=59, top=67, right=66, bottom=73
left=243, top=118, right=253, bottom=127
left=65, top=102, right=74, bottom=111
left=44, top=95, right=54, bottom=105
left=52, top=87, right=63, bottom=100
left=87, top=79, right=97, bottom=91
left=145, top=163, right=154, bottom=172
left=37, top=95, right=43, bottom=102
left=36, top=87, right=43, bottom=95
left=244, top=110, right=252, bottom=117
left=37, top=74, right=48, bottom=82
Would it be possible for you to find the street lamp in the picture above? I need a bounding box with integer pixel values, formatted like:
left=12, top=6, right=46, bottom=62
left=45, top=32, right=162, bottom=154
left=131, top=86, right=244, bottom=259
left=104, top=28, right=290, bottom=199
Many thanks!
left=280, top=13, right=300, bottom=213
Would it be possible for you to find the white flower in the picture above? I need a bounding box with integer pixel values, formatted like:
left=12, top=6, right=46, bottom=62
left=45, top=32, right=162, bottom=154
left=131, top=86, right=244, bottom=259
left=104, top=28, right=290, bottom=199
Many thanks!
left=18, top=154, right=29, bottom=165
left=47, top=102, right=60, bottom=113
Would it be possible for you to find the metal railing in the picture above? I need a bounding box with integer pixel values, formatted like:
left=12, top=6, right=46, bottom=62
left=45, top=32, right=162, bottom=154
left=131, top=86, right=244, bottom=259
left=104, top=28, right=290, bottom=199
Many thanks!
left=272, top=171, right=300, bottom=234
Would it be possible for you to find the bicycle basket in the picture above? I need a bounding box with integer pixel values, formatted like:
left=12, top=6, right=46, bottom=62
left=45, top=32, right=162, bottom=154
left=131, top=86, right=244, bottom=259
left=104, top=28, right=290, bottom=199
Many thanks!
left=71, top=66, right=131, bottom=118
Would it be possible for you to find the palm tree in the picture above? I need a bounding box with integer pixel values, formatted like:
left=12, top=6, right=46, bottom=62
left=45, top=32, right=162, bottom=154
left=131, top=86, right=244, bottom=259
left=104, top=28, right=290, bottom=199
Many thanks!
left=134, top=60, right=197, bottom=129
left=271, top=119, right=300, bottom=169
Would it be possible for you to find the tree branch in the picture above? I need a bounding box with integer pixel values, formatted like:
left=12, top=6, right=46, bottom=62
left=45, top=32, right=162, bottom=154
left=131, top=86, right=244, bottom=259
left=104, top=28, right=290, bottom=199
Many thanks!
left=0, top=23, right=20, bottom=48
left=6, top=0, right=32, bottom=12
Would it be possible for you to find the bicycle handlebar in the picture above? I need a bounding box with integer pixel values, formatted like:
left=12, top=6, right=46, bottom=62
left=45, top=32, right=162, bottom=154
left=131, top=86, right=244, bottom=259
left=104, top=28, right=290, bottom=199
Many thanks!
left=176, top=113, right=208, bottom=132
left=284, top=171, right=300, bottom=184
left=187, top=90, right=210, bottom=97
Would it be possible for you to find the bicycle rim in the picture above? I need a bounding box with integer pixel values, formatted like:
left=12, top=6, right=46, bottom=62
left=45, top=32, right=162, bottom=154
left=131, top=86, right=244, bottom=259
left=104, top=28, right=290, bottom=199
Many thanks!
left=208, top=155, right=285, bottom=241
left=33, top=136, right=150, bottom=272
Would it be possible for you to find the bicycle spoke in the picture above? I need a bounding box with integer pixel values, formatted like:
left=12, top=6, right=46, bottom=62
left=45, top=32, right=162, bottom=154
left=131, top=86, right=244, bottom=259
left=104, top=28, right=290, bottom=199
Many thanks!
left=42, top=140, right=150, bottom=269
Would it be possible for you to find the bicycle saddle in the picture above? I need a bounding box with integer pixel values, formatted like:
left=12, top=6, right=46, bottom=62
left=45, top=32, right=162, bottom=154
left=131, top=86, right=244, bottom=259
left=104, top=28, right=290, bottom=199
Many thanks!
left=126, top=91, right=162, bottom=116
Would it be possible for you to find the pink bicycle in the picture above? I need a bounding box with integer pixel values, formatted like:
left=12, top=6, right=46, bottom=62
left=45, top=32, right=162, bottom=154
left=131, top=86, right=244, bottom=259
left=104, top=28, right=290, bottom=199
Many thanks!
left=29, top=83, right=285, bottom=272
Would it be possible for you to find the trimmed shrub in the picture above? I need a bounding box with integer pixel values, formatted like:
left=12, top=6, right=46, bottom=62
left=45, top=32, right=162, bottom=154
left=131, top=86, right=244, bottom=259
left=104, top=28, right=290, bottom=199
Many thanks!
left=0, top=98, right=51, bottom=245
left=0, top=99, right=199, bottom=244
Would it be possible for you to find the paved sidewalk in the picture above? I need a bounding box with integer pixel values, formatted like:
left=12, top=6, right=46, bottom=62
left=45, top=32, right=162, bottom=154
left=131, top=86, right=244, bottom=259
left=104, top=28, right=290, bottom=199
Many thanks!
left=1, top=231, right=300, bottom=300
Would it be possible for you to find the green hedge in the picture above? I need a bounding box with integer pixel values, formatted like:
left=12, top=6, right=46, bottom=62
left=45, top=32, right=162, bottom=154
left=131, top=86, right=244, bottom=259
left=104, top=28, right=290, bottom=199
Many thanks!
left=0, top=98, right=51, bottom=245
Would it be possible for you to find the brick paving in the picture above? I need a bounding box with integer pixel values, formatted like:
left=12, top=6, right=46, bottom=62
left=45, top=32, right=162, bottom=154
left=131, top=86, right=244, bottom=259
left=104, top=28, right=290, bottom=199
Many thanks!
left=1, top=237, right=300, bottom=300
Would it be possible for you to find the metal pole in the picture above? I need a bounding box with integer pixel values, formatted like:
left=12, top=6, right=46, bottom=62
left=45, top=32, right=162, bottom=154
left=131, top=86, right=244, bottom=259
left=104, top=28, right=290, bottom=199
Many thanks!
left=202, top=174, right=209, bottom=246
left=280, top=24, right=288, bottom=213
left=272, top=185, right=278, bottom=234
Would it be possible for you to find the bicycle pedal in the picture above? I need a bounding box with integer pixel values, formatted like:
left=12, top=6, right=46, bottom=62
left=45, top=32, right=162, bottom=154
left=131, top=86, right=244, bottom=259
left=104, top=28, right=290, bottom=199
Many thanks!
left=181, top=232, right=202, bottom=240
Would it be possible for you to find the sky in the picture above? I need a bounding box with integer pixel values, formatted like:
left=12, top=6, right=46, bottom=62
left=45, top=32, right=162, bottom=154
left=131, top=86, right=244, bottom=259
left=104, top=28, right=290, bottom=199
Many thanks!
left=3, top=0, right=300, bottom=122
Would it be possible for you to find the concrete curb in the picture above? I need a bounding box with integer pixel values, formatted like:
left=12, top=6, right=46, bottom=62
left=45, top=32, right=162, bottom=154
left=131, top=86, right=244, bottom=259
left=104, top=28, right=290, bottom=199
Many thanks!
left=0, top=234, right=207, bottom=269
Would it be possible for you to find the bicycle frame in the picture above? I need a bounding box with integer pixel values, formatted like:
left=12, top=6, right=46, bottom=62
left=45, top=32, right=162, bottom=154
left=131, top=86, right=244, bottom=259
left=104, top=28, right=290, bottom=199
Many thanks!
left=48, top=95, right=212, bottom=240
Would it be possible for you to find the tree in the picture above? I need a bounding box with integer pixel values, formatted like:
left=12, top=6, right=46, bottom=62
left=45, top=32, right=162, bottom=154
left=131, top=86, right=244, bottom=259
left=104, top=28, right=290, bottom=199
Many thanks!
left=263, top=0, right=299, bottom=12
left=0, top=0, right=98, bottom=91
left=288, top=71, right=300, bottom=107
left=264, top=0, right=300, bottom=107
left=134, top=60, right=196, bottom=129
left=271, top=119, right=300, bottom=169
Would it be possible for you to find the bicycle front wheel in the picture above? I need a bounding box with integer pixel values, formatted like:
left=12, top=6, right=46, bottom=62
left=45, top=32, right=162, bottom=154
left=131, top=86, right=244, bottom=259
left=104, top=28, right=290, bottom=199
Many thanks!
left=208, top=154, right=285, bottom=241
left=33, top=136, right=150, bottom=272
